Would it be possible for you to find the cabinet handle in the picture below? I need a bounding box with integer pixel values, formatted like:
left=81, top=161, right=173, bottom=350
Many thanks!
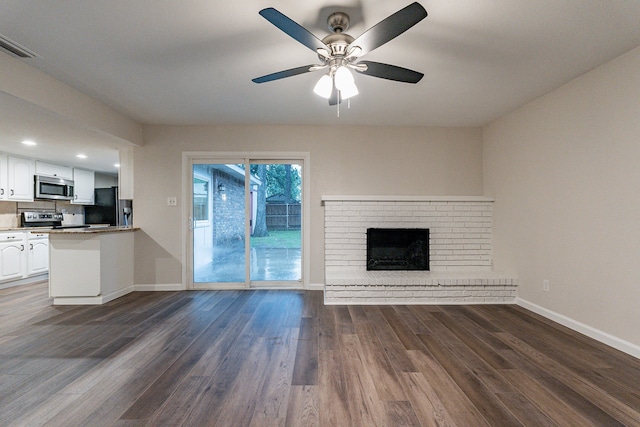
left=30, top=243, right=33, bottom=250
left=20, top=244, right=25, bottom=251
left=10, top=189, right=14, bottom=196
left=0, top=188, right=4, bottom=195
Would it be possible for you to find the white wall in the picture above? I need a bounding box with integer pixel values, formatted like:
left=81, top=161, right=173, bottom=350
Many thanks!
left=134, top=125, right=484, bottom=286
left=94, top=172, right=118, bottom=189
left=483, top=46, right=640, bottom=350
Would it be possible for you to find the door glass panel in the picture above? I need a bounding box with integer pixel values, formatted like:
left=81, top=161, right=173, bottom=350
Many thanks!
left=249, top=163, right=302, bottom=282
left=192, top=163, right=246, bottom=283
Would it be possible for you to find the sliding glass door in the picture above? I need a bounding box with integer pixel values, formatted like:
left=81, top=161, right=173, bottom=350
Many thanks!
left=189, top=157, right=304, bottom=288
left=249, top=162, right=302, bottom=283
left=192, top=163, right=246, bottom=284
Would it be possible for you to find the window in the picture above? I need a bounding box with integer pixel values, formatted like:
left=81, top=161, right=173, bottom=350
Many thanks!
left=193, top=175, right=210, bottom=224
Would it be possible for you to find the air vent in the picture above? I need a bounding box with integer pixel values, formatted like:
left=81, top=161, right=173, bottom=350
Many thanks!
left=0, top=33, right=37, bottom=58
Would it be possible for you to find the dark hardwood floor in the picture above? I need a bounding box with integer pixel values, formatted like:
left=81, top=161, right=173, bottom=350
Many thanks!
left=1, top=282, right=639, bottom=426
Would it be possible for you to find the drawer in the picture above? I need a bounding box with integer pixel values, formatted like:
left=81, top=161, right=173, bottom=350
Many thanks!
left=0, top=233, right=24, bottom=242
left=28, top=232, right=49, bottom=240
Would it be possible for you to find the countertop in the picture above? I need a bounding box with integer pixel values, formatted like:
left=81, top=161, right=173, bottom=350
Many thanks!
left=0, top=226, right=138, bottom=234
left=1, top=226, right=54, bottom=232
left=42, top=226, right=139, bottom=234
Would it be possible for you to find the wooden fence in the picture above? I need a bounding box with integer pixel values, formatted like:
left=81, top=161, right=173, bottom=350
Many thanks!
left=266, top=203, right=301, bottom=230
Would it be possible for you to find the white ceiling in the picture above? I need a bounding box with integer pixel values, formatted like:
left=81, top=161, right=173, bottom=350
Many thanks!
left=1, top=1, right=640, bottom=169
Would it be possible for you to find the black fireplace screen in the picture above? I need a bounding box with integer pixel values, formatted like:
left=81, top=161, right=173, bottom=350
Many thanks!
left=366, top=228, right=429, bottom=271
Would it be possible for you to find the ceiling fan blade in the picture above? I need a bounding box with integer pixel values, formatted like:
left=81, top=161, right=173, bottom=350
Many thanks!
left=259, top=8, right=329, bottom=53
left=356, top=61, right=424, bottom=83
left=348, top=2, right=427, bottom=57
left=252, top=65, right=316, bottom=83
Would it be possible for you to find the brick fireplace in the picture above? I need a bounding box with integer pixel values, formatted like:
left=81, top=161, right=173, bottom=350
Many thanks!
left=322, top=196, right=517, bottom=304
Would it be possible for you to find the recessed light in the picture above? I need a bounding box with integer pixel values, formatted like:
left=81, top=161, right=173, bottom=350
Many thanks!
left=21, top=140, right=37, bottom=146
left=76, top=154, right=87, bottom=159
left=114, top=163, right=120, bottom=168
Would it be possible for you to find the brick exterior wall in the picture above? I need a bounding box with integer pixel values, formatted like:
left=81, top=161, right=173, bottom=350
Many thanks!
left=212, top=170, right=245, bottom=245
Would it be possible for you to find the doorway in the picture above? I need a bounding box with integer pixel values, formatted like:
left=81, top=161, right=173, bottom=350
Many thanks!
left=186, top=154, right=309, bottom=289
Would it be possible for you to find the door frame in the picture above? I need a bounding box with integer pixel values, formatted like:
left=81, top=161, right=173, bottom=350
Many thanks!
left=182, top=151, right=311, bottom=290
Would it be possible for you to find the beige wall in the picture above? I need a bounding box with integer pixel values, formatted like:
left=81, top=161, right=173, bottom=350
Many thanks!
left=0, top=51, right=142, bottom=146
left=134, top=125, right=484, bottom=285
left=483, top=46, right=640, bottom=348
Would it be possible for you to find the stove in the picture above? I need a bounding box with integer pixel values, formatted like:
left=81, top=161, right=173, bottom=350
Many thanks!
left=21, top=211, right=89, bottom=229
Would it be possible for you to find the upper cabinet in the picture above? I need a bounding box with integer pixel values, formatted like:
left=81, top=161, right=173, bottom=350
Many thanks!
left=6, top=156, right=35, bottom=202
left=0, top=154, right=7, bottom=199
left=72, top=168, right=95, bottom=205
left=35, top=161, right=73, bottom=180
left=1, top=153, right=101, bottom=204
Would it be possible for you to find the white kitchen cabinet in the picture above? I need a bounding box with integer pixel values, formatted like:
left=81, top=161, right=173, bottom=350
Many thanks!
left=35, top=161, right=73, bottom=180
left=72, top=168, right=95, bottom=205
left=0, top=232, right=26, bottom=282
left=0, top=154, right=7, bottom=199
left=7, top=156, right=35, bottom=201
left=28, top=232, right=49, bottom=276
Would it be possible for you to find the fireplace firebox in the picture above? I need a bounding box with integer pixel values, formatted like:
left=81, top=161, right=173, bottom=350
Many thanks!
left=366, top=228, right=429, bottom=271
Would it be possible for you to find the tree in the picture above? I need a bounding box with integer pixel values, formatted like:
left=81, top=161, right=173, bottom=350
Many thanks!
left=252, top=164, right=269, bottom=237
left=284, top=164, right=292, bottom=204
left=263, top=164, right=301, bottom=202
left=250, top=163, right=301, bottom=236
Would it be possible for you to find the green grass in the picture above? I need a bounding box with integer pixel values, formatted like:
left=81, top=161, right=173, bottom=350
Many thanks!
left=250, top=230, right=301, bottom=248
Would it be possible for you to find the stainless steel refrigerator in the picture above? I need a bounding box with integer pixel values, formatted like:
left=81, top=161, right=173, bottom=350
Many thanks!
left=84, top=187, right=133, bottom=227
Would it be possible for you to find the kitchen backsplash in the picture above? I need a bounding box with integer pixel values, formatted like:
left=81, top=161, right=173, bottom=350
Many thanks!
left=0, top=202, right=18, bottom=228
left=0, top=200, right=84, bottom=228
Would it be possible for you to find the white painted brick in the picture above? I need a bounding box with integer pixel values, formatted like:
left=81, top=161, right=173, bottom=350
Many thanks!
left=324, top=199, right=516, bottom=304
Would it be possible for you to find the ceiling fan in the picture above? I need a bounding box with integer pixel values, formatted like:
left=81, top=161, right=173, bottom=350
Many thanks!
left=252, top=2, right=428, bottom=106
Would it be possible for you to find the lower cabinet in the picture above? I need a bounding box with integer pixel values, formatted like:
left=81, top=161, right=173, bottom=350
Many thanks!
left=0, top=231, right=49, bottom=284
left=0, top=232, right=26, bottom=282
left=28, top=233, right=49, bottom=276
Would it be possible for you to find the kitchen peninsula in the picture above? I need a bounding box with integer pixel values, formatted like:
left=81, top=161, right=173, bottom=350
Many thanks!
left=43, top=226, right=139, bottom=305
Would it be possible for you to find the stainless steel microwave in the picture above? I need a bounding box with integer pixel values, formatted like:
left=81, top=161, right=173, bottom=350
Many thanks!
left=34, top=175, right=75, bottom=200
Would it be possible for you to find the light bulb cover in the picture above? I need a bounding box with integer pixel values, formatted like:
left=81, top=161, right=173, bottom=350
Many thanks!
left=313, top=74, right=333, bottom=98
left=334, top=66, right=354, bottom=91
left=339, top=80, right=359, bottom=100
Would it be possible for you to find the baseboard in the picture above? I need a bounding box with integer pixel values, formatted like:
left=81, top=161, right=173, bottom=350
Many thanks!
left=0, top=274, right=48, bottom=290
left=53, top=286, right=135, bottom=305
left=134, top=284, right=185, bottom=292
left=137, top=283, right=319, bottom=291
left=517, top=297, right=640, bottom=359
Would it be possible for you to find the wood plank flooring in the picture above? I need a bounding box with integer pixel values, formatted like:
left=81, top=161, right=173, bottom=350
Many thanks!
left=1, top=282, right=639, bottom=426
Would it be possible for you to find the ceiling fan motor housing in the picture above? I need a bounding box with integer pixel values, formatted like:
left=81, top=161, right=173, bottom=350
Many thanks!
left=321, top=33, right=355, bottom=57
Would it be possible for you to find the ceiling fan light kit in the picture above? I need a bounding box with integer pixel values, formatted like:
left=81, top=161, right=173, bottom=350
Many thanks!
left=313, top=74, right=333, bottom=98
left=253, top=2, right=427, bottom=111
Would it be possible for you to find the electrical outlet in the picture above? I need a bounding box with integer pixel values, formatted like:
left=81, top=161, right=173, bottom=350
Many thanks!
left=167, top=197, right=177, bottom=206
left=543, top=279, right=550, bottom=292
